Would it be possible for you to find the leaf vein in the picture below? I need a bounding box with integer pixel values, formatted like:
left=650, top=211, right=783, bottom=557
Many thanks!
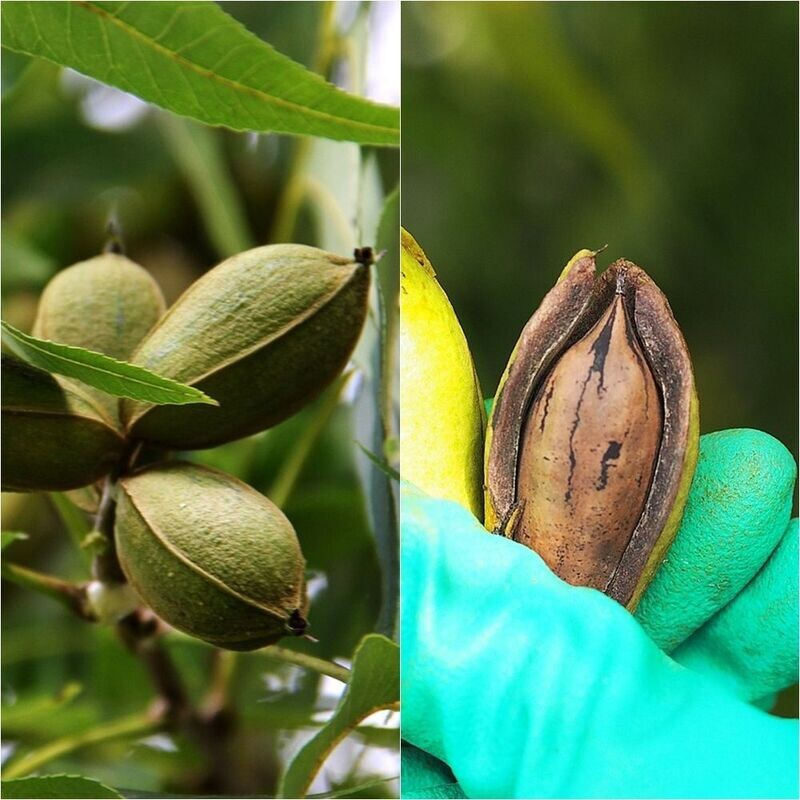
left=76, top=1, right=397, bottom=138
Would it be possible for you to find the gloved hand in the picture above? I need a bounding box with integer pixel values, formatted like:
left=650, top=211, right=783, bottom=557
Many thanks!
left=402, top=428, right=798, bottom=799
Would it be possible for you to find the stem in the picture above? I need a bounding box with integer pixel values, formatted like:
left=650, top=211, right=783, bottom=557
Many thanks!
left=267, top=372, right=351, bottom=508
left=263, top=646, right=350, bottom=684
left=2, top=712, right=163, bottom=780
left=1, top=563, right=93, bottom=621
left=117, top=612, right=190, bottom=725
left=192, top=650, right=239, bottom=795
left=103, top=218, right=124, bottom=255
left=202, top=649, right=238, bottom=718
left=91, top=478, right=125, bottom=584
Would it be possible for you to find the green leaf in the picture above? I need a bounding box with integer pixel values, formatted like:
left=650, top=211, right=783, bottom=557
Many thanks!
left=1, top=531, right=28, bottom=551
left=302, top=6, right=373, bottom=253
left=1, top=775, right=122, bottom=799
left=351, top=186, right=400, bottom=639
left=352, top=275, right=398, bottom=640
left=2, top=712, right=161, bottom=781
left=1, top=563, right=90, bottom=619
left=278, top=634, right=399, bottom=799
left=374, top=185, right=400, bottom=329
left=2, top=682, right=83, bottom=731
left=1, top=321, right=218, bottom=406
left=0, top=1, right=399, bottom=146
left=354, top=442, right=399, bottom=483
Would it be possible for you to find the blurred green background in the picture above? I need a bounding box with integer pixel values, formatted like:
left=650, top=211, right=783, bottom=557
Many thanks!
left=402, top=1, right=797, bottom=469
left=2, top=2, right=398, bottom=795
left=402, top=2, right=797, bottom=714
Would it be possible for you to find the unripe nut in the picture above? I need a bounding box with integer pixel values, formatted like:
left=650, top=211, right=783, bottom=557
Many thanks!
left=121, top=244, right=371, bottom=450
left=485, top=253, right=699, bottom=610
left=115, top=462, right=309, bottom=651
left=2, top=354, right=126, bottom=492
left=33, top=253, right=166, bottom=423
left=34, top=253, right=166, bottom=360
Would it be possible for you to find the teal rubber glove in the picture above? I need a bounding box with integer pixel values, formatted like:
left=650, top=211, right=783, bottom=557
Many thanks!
left=402, top=429, right=798, bottom=799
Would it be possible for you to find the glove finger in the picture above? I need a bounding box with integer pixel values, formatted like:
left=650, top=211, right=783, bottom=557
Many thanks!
left=753, top=693, right=779, bottom=712
left=401, top=486, right=798, bottom=799
left=635, top=429, right=796, bottom=652
left=672, top=519, right=798, bottom=702
left=401, top=742, right=464, bottom=799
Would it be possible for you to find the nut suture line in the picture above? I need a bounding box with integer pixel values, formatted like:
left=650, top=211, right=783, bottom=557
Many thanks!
left=115, top=461, right=309, bottom=652
left=5, top=241, right=376, bottom=653
left=486, top=250, right=699, bottom=609
left=121, top=244, right=371, bottom=450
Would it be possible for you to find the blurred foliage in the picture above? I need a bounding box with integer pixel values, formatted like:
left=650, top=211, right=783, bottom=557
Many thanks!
left=402, top=0, right=797, bottom=721
left=2, top=2, right=398, bottom=796
left=1, top=2, right=399, bottom=145
left=402, top=2, right=798, bottom=480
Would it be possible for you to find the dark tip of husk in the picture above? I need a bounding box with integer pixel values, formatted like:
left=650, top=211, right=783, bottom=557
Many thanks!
left=354, top=246, right=375, bottom=267
left=285, top=609, right=309, bottom=636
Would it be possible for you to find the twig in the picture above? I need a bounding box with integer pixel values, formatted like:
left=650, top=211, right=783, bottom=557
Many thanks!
left=2, top=711, right=163, bottom=780
left=1, top=563, right=94, bottom=621
left=83, top=463, right=191, bottom=725
left=84, top=473, right=194, bottom=726
left=202, top=649, right=238, bottom=719
left=116, top=611, right=190, bottom=726
left=91, top=477, right=126, bottom=584
left=192, top=650, right=239, bottom=794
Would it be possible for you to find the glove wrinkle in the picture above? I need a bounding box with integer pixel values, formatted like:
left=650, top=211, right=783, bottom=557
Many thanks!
left=402, top=485, right=799, bottom=799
